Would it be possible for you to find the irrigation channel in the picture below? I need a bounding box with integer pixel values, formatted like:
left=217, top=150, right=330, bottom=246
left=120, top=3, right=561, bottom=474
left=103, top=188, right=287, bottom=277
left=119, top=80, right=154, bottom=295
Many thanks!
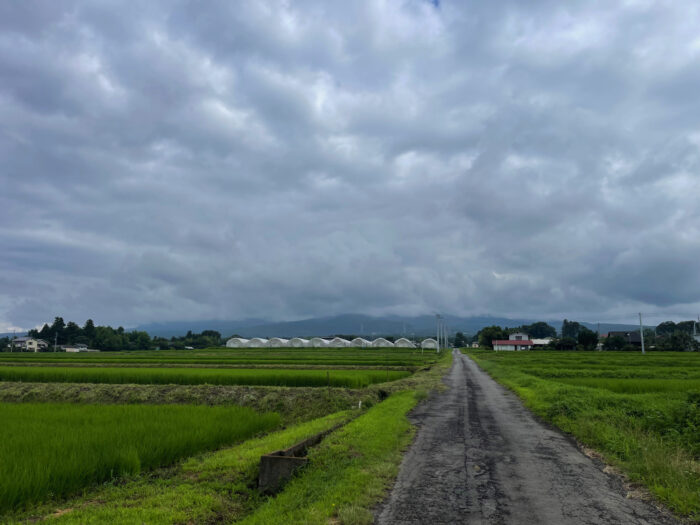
left=375, top=349, right=679, bottom=525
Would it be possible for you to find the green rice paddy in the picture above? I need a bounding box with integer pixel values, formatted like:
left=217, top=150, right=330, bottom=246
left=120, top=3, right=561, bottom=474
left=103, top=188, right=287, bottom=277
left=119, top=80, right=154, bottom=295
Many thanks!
left=0, top=403, right=280, bottom=513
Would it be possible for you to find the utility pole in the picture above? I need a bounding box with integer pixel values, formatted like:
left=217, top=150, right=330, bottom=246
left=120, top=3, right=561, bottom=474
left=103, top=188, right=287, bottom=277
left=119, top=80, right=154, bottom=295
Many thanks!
left=54, top=332, right=58, bottom=353
left=436, top=314, right=441, bottom=353
left=639, top=313, right=645, bottom=355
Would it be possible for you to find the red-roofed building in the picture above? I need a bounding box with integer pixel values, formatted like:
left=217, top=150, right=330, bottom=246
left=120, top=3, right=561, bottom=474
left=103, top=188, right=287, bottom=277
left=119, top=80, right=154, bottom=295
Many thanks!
left=492, top=332, right=534, bottom=350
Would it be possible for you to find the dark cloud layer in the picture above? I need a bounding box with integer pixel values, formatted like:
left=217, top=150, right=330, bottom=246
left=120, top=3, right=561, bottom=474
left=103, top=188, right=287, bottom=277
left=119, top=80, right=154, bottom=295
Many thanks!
left=2, top=1, right=699, bottom=330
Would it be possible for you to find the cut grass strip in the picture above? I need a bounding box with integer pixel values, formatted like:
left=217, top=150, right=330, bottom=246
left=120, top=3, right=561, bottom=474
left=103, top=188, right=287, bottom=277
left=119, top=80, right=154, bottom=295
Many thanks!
left=0, top=403, right=280, bottom=514
left=0, top=366, right=410, bottom=388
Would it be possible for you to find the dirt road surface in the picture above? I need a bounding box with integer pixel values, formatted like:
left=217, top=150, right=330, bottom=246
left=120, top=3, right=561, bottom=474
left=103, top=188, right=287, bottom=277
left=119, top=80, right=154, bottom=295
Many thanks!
left=375, top=350, right=679, bottom=525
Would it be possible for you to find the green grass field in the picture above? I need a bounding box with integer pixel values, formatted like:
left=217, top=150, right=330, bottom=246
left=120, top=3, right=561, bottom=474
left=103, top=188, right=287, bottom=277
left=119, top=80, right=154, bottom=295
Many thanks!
left=0, top=365, right=410, bottom=387
left=465, top=350, right=700, bottom=520
left=0, top=403, right=280, bottom=514
left=0, top=347, right=438, bottom=367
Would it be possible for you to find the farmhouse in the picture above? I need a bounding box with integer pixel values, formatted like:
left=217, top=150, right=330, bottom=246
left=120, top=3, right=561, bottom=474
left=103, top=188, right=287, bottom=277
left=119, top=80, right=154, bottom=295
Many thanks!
left=493, top=333, right=534, bottom=351
left=394, top=338, right=415, bottom=348
left=9, top=337, right=49, bottom=352
left=607, top=331, right=642, bottom=346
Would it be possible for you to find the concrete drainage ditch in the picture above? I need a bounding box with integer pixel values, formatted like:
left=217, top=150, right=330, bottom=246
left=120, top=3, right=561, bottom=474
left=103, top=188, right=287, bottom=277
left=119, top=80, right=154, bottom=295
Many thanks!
left=258, top=423, right=343, bottom=494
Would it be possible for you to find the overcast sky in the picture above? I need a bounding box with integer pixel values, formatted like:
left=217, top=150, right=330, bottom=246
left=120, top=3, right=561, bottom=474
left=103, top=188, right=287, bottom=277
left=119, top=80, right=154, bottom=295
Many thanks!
left=2, top=1, right=700, bottom=331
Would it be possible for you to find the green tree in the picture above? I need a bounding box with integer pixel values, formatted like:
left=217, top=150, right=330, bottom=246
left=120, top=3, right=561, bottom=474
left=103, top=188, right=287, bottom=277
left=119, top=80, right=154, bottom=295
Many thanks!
left=454, top=332, right=467, bottom=348
left=577, top=327, right=598, bottom=350
left=655, top=321, right=676, bottom=336
left=64, top=322, right=81, bottom=344
left=50, top=317, right=66, bottom=344
left=602, top=335, right=626, bottom=351
left=520, top=322, right=556, bottom=338
left=561, top=319, right=582, bottom=339
left=83, top=319, right=96, bottom=344
left=478, top=326, right=507, bottom=348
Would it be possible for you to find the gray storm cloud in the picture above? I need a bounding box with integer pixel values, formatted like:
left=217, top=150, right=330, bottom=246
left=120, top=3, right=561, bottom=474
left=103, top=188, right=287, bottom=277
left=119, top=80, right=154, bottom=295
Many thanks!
left=2, top=1, right=700, bottom=331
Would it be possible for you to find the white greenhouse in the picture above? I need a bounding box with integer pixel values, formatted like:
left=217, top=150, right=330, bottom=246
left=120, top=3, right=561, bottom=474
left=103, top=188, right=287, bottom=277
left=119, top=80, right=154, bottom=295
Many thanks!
left=371, top=338, right=395, bottom=348
left=394, top=338, right=416, bottom=348
left=268, top=337, right=289, bottom=347
left=288, top=338, right=310, bottom=348
left=421, top=338, right=438, bottom=349
left=351, top=337, right=372, bottom=347
left=225, top=338, right=249, bottom=348
left=328, top=337, right=351, bottom=347
left=247, top=337, right=269, bottom=348
left=310, top=337, right=328, bottom=347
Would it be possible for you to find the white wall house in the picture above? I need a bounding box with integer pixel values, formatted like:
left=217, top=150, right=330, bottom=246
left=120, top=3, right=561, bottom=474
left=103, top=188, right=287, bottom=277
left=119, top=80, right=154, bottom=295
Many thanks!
left=492, top=338, right=534, bottom=351
left=421, top=338, right=438, bottom=349
left=310, top=337, right=328, bottom=347
left=226, top=337, right=249, bottom=348
left=288, top=338, right=310, bottom=347
left=394, top=338, right=415, bottom=348
left=371, top=338, right=394, bottom=347
left=351, top=337, right=372, bottom=347
left=10, top=337, right=49, bottom=352
left=508, top=332, right=530, bottom=341
left=247, top=338, right=269, bottom=348
left=268, top=338, right=289, bottom=347
left=328, top=337, right=351, bottom=347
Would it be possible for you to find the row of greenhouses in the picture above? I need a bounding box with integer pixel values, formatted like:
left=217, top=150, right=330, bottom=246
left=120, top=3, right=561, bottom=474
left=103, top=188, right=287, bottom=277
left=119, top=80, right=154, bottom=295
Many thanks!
left=225, top=336, right=439, bottom=349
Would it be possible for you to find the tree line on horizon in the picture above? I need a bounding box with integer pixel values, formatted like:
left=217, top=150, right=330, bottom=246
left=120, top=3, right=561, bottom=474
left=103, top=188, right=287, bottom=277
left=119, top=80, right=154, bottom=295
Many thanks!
left=472, top=319, right=699, bottom=352
left=0, top=317, right=224, bottom=351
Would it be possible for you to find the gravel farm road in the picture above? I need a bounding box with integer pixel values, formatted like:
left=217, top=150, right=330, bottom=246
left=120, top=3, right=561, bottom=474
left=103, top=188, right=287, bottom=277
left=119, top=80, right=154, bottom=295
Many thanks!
left=375, top=349, right=679, bottom=525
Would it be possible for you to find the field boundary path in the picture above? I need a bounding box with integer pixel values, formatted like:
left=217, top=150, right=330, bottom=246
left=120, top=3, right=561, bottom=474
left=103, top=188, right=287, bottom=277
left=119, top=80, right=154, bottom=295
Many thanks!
left=375, top=349, right=679, bottom=525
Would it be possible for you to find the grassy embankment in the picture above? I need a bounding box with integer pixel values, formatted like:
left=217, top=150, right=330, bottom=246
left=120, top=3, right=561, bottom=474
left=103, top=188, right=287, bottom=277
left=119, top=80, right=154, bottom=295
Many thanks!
left=0, top=366, right=410, bottom=388
left=464, top=349, right=700, bottom=521
left=0, top=403, right=280, bottom=515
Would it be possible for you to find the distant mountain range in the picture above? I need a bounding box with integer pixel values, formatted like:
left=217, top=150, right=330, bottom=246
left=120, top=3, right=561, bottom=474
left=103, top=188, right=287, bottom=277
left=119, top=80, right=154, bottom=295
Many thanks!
left=131, top=314, right=639, bottom=339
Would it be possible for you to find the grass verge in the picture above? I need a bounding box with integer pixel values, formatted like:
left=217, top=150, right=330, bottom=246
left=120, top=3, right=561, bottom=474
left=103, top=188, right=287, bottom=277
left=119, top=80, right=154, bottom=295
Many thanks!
left=238, top=390, right=420, bottom=524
